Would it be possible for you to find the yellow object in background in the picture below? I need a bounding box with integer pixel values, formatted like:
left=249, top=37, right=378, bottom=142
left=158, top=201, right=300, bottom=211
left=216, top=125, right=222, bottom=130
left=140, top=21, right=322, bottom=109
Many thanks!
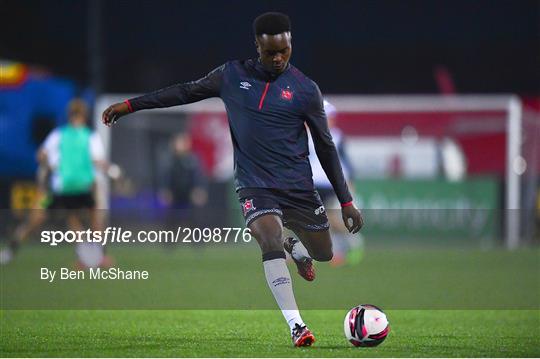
left=0, top=60, right=28, bottom=87
left=10, top=182, right=39, bottom=210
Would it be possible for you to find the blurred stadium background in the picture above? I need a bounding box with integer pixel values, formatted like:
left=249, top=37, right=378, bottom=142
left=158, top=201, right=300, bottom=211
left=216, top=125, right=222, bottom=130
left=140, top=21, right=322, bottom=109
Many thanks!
left=1, top=0, right=539, bottom=248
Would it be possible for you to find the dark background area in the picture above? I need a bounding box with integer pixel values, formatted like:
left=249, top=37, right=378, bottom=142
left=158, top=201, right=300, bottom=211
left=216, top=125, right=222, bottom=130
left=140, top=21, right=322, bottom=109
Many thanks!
left=1, top=0, right=539, bottom=94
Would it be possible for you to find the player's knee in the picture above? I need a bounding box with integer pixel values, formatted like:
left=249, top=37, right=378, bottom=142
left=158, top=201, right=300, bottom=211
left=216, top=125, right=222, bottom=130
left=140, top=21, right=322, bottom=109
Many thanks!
left=251, top=225, right=281, bottom=241
left=250, top=225, right=283, bottom=253
left=259, top=233, right=283, bottom=253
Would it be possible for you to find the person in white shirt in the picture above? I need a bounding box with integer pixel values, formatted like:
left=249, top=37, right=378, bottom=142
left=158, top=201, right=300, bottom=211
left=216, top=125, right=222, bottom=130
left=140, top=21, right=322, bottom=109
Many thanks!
left=307, top=100, right=364, bottom=266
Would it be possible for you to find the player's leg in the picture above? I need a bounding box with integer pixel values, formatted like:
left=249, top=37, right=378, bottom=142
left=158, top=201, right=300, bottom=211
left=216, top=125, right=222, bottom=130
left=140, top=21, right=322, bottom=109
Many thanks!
left=248, top=214, right=284, bottom=253
left=14, top=209, right=48, bottom=242
left=71, top=193, right=110, bottom=269
left=283, top=227, right=332, bottom=282
left=248, top=214, right=315, bottom=346
left=70, top=207, right=103, bottom=269
left=291, top=227, right=333, bottom=262
left=281, top=190, right=333, bottom=279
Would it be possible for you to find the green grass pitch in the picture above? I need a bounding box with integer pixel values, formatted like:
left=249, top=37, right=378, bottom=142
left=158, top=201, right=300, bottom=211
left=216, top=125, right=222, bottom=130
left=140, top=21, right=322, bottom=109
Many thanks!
left=1, top=245, right=539, bottom=357
left=1, top=309, right=539, bottom=357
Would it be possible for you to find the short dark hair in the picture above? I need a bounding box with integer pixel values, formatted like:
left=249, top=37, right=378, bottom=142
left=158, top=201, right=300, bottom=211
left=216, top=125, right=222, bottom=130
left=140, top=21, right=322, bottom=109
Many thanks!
left=253, top=12, right=291, bottom=36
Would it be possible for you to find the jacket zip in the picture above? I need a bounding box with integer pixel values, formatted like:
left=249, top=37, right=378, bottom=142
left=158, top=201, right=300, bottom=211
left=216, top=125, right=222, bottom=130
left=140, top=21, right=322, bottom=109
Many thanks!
left=258, top=82, right=270, bottom=110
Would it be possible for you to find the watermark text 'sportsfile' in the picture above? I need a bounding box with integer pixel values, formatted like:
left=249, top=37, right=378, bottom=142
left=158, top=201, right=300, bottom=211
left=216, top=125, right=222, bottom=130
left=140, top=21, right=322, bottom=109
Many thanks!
left=40, top=227, right=252, bottom=246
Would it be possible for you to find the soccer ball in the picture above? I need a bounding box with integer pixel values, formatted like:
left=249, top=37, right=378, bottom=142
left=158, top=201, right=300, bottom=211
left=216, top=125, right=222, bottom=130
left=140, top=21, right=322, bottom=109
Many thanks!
left=344, top=304, right=390, bottom=347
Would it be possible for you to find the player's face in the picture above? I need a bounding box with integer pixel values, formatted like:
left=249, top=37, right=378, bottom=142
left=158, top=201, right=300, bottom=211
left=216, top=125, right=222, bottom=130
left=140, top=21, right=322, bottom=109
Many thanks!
left=256, top=32, right=292, bottom=74
left=69, top=114, right=87, bottom=127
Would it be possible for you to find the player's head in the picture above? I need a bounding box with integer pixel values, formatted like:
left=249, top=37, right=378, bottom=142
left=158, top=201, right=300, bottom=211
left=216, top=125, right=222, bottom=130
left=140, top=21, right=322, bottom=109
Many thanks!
left=253, top=12, right=292, bottom=74
left=67, top=98, right=89, bottom=127
left=172, top=132, right=192, bottom=155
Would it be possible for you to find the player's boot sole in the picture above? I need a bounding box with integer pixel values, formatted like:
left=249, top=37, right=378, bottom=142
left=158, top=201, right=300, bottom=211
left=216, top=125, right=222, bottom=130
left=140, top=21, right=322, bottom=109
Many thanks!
left=295, top=332, right=315, bottom=347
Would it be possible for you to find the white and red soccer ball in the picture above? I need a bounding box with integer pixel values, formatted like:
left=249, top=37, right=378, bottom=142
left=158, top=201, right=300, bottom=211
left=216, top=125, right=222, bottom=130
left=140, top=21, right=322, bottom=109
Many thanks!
left=344, top=304, right=390, bottom=347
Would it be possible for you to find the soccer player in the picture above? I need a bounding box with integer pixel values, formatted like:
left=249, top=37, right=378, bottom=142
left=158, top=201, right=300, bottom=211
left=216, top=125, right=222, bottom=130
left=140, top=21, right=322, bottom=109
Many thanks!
left=102, top=12, right=363, bottom=347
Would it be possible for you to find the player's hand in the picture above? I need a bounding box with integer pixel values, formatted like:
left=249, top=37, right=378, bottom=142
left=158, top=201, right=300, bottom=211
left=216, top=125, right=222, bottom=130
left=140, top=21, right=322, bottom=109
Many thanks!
left=102, top=102, right=130, bottom=127
left=341, top=204, right=363, bottom=234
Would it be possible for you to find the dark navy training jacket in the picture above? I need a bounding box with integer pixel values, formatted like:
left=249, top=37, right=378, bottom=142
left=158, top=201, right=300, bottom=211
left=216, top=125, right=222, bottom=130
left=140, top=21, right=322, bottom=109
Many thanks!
left=127, top=59, right=352, bottom=204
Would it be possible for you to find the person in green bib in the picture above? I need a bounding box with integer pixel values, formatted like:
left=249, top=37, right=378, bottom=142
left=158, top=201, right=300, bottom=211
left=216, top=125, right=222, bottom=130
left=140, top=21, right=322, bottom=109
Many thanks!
left=1, top=99, right=112, bottom=267
left=40, top=99, right=104, bottom=209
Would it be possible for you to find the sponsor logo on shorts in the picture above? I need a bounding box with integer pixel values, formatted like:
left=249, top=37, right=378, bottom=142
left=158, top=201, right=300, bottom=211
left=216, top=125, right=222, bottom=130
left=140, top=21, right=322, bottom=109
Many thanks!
left=242, top=199, right=256, bottom=216
left=314, top=205, right=326, bottom=215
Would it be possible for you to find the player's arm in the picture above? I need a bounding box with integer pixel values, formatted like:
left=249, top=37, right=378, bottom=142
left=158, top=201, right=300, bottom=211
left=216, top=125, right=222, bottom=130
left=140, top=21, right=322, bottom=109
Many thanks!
left=36, top=129, right=61, bottom=192
left=102, top=64, right=226, bottom=127
left=305, top=85, right=363, bottom=233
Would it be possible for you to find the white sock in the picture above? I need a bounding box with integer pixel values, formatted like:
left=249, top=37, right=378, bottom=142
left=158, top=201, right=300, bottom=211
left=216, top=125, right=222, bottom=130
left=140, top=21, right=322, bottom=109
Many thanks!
left=291, top=240, right=311, bottom=262
left=263, top=257, right=305, bottom=332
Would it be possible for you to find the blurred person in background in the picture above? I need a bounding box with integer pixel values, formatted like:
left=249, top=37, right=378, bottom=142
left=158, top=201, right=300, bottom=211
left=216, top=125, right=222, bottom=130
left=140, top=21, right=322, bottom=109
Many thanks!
left=0, top=98, right=115, bottom=268
left=308, top=100, right=364, bottom=266
left=159, top=132, right=208, bottom=228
